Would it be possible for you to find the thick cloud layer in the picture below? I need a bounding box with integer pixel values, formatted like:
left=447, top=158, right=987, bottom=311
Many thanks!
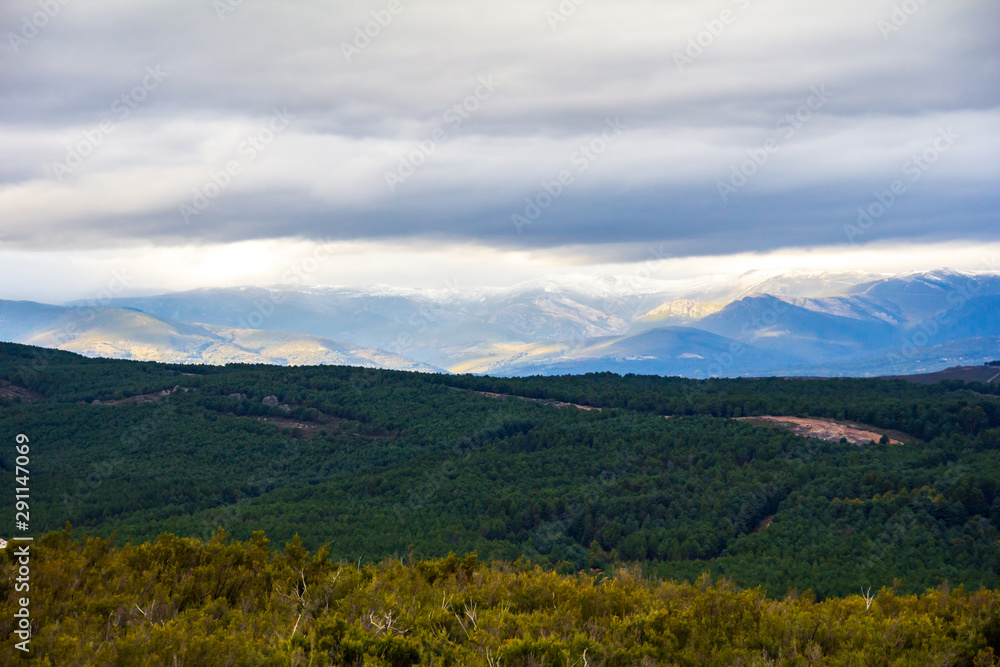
left=1, top=0, right=997, bottom=257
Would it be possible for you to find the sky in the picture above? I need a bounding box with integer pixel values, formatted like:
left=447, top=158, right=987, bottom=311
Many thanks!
left=1, top=0, right=998, bottom=303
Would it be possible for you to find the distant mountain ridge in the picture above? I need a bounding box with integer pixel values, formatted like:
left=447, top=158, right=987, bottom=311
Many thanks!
left=0, top=300, right=441, bottom=372
left=2, top=269, right=996, bottom=377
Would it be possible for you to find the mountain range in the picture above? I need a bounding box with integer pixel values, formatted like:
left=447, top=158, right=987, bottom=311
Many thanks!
left=0, top=300, right=441, bottom=372
left=1, top=269, right=997, bottom=377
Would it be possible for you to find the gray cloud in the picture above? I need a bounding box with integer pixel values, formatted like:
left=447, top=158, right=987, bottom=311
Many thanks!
left=1, top=0, right=998, bottom=258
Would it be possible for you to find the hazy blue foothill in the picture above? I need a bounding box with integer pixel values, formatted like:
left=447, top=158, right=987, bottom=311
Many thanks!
left=0, top=269, right=990, bottom=377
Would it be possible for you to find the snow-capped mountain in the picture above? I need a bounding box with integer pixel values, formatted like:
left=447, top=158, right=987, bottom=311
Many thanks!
left=18, top=269, right=996, bottom=377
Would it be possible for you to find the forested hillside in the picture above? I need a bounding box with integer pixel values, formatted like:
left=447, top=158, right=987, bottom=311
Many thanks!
left=2, top=342, right=999, bottom=602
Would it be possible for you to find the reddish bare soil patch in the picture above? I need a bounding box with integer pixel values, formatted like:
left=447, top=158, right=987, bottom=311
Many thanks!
left=736, top=416, right=903, bottom=445
left=0, top=381, right=43, bottom=403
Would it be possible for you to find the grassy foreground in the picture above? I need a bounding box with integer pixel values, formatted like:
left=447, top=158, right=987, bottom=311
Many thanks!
left=2, top=529, right=1000, bottom=665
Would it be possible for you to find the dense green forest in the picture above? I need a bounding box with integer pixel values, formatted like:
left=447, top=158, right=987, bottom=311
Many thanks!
left=2, top=342, right=1000, bottom=661
left=1, top=342, right=1000, bottom=597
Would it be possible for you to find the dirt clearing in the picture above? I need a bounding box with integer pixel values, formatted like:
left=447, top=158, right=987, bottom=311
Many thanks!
left=736, top=416, right=904, bottom=445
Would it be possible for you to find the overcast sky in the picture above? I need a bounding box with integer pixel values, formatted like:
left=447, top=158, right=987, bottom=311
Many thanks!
left=1, top=0, right=998, bottom=302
